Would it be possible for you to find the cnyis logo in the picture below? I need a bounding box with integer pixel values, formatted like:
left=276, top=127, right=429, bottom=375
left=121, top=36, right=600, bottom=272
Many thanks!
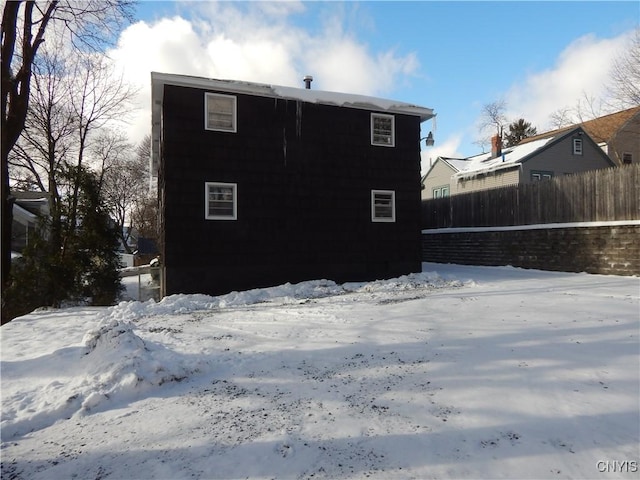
left=596, top=460, right=638, bottom=473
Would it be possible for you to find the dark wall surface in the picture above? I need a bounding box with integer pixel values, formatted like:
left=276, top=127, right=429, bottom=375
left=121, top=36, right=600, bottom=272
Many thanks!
left=161, top=84, right=423, bottom=295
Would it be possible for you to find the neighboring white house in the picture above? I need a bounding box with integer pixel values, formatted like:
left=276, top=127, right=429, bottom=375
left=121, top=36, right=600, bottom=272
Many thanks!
left=11, top=192, right=50, bottom=253
left=420, top=157, right=470, bottom=200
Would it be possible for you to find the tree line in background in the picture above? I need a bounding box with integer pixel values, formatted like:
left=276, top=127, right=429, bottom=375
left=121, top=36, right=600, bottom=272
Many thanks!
left=1, top=1, right=157, bottom=323
left=475, top=28, right=640, bottom=152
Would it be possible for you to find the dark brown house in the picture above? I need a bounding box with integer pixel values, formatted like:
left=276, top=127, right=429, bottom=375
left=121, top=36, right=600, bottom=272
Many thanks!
left=151, top=73, right=435, bottom=297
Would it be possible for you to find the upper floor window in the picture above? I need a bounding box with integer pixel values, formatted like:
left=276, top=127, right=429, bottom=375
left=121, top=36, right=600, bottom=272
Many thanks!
left=371, top=190, right=396, bottom=222
left=622, top=152, right=633, bottom=164
left=371, top=113, right=395, bottom=147
left=572, top=137, right=583, bottom=155
left=205, top=182, right=237, bottom=220
left=205, top=93, right=237, bottom=132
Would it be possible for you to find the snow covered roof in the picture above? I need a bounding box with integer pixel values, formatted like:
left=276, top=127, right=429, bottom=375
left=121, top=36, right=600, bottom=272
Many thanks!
left=453, top=136, right=555, bottom=180
left=12, top=203, right=38, bottom=223
left=441, top=157, right=472, bottom=172
left=151, top=72, right=435, bottom=121
left=450, top=127, right=589, bottom=180
left=12, top=192, right=50, bottom=217
left=151, top=72, right=435, bottom=174
left=421, top=156, right=469, bottom=181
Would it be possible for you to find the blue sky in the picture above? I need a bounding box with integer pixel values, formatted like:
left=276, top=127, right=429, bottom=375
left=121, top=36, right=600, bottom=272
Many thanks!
left=121, top=1, right=638, bottom=172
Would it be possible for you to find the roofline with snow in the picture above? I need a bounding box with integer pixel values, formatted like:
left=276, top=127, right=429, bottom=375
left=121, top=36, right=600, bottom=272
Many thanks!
left=421, top=156, right=463, bottom=182
left=151, top=72, right=435, bottom=121
left=452, top=126, right=613, bottom=180
left=151, top=72, right=435, bottom=174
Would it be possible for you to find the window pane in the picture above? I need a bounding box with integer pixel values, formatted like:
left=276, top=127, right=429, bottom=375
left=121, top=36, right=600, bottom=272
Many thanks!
left=206, top=94, right=236, bottom=131
left=573, top=138, right=583, bottom=155
left=206, top=184, right=236, bottom=219
left=372, top=114, right=394, bottom=146
left=208, top=112, right=233, bottom=129
left=373, top=192, right=394, bottom=219
left=209, top=97, right=233, bottom=113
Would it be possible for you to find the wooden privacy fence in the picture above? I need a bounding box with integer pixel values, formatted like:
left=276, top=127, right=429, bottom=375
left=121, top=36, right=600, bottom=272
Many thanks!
left=422, top=164, right=640, bottom=229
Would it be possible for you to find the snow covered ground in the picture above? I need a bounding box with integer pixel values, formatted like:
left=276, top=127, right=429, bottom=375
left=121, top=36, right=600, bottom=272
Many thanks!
left=1, top=263, right=638, bottom=479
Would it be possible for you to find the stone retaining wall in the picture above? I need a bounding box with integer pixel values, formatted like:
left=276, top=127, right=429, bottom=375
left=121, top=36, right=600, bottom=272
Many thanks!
left=422, top=223, right=639, bottom=276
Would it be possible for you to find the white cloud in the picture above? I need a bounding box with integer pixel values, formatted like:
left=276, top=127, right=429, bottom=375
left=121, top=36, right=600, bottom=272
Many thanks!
left=420, top=133, right=463, bottom=175
left=108, top=2, right=420, bottom=145
left=503, top=31, right=633, bottom=130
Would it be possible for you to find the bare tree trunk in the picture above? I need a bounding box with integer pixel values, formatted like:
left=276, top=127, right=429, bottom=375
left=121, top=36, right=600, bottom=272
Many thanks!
left=2, top=0, right=134, bottom=321
left=1, top=1, right=56, bottom=310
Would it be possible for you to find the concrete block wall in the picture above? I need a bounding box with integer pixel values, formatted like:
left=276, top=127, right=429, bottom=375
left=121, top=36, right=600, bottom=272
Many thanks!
left=422, top=224, right=640, bottom=276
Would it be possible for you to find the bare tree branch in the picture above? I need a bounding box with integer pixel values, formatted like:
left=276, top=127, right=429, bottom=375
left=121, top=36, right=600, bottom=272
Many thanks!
left=2, top=0, right=134, bottom=311
left=605, top=28, right=640, bottom=109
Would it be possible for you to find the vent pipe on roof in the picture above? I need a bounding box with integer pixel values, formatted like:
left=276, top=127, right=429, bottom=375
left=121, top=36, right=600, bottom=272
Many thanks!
left=303, top=75, right=313, bottom=89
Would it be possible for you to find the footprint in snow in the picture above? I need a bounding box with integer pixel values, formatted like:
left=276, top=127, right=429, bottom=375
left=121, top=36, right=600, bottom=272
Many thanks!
left=276, top=442, right=294, bottom=458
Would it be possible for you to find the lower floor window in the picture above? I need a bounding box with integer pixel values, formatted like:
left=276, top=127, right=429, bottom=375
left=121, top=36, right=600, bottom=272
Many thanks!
left=531, top=171, right=553, bottom=182
left=371, top=190, right=396, bottom=222
left=205, top=182, right=237, bottom=220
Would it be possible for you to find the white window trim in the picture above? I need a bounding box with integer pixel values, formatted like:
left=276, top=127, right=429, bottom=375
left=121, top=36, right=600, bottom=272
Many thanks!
left=531, top=170, right=553, bottom=182
left=371, top=113, right=395, bottom=147
left=205, top=92, right=237, bottom=132
left=371, top=189, right=396, bottom=222
left=572, top=138, right=583, bottom=155
left=433, top=185, right=450, bottom=198
left=205, top=182, right=237, bottom=220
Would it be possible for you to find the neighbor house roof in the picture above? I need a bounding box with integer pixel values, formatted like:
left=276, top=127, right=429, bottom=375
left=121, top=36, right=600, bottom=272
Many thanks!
left=12, top=203, right=38, bottom=224
left=12, top=191, right=49, bottom=201
left=441, top=157, right=472, bottom=172
left=12, top=191, right=50, bottom=217
left=452, top=126, right=589, bottom=180
left=422, top=156, right=465, bottom=180
left=519, top=106, right=640, bottom=146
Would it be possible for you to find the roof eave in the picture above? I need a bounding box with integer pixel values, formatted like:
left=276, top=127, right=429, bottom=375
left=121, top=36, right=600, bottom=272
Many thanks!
left=151, top=72, right=435, bottom=173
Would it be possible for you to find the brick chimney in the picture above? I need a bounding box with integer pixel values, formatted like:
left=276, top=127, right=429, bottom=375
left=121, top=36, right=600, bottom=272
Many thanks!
left=491, top=134, right=502, bottom=158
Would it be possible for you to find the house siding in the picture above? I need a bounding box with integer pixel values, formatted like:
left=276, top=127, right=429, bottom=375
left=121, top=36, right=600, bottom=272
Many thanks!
left=520, top=134, right=613, bottom=182
left=609, top=112, right=640, bottom=165
left=421, top=160, right=455, bottom=200
left=451, top=131, right=613, bottom=196
left=454, top=167, right=520, bottom=195
left=160, top=84, right=423, bottom=296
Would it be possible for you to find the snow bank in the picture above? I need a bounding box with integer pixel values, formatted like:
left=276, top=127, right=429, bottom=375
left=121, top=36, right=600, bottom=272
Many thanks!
left=1, top=270, right=460, bottom=442
left=109, top=271, right=462, bottom=323
left=82, top=320, right=204, bottom=399
left=1, top=317, right=206, bottom=441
